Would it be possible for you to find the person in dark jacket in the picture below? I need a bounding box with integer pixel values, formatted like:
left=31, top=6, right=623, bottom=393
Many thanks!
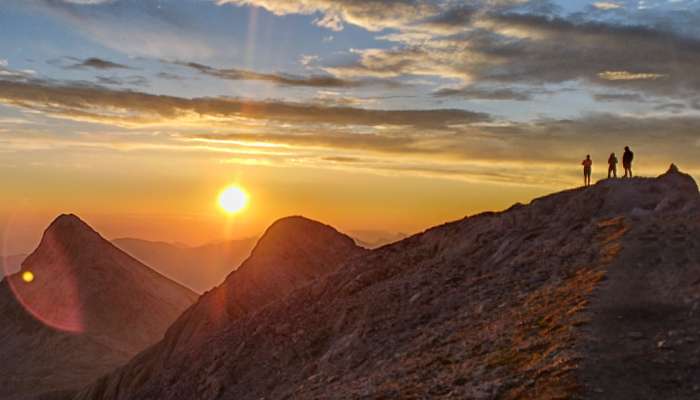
left=582, top=154, right=593, bottom=187
left=622, top=146, right=634, bottom=178
left=608, top=152, right=618, bottom=178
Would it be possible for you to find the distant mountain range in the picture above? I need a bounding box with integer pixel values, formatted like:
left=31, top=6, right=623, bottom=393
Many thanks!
left=111, top=237, right=258, bottom=293
left=0, top=214, right=197, bottom=400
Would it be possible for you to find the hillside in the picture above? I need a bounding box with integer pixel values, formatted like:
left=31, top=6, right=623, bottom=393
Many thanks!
left=112, top=237, right=257, bottom=293
left=0, top=214, right=198, bottom=400
left=74, top=166, right=700, bottom=400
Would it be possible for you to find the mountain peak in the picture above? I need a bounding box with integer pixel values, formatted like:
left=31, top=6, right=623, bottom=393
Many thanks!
left=251, top=215, right=358, bottom=259
left=49, top=213, right=88, bottom=227
left=0, top=215, right=197, bottom=399
left=143, top=216, right=364, bottom=354
left=42, top=213, right=101, bottom=244
left=12, top=213, right=196, bottom=338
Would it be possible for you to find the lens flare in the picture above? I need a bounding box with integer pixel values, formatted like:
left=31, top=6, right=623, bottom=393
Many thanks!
left=218, top=186, right=249, bottom=214
left=22, top=271, right=34, bottom=283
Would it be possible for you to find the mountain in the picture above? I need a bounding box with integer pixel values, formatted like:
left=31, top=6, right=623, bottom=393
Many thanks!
left=1, top=253, right=27, bottom=276
left=0, top=214, right=198, bottom=400
left=74, top=167, right=700, bottom=400
left=112, top=237, right=257, bottom=293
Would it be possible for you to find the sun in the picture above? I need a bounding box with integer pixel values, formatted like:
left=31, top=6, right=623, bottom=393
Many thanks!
left=218, top=185, right=249, bottom=214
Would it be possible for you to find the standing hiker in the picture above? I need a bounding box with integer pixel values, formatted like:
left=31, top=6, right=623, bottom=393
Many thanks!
left=608, top=152, right=618, bottom=178
left=582, top=155, right=593, bottom=187
left=623, top=146, right=634, bottom=178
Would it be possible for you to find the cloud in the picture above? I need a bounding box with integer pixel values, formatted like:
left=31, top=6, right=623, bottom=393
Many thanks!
left=653, top=102, right=686, bottom=113
left=299, top=54, right=320, bottom=68
left=175, top=61, right=363, bottom=88
left=4, top=73, right=700, bottom=185
left=95, top=75, right=149, bottom=86
left=56, top=0, right=114, bottom=4
left=63, top=57, right=132, bottom=70
left=215, top=0, right=440, bottom=32
left=597, top=71, right=667, bottom=81
left=186, top=111, right=700, bottom=185
left=592, top=92, right=646, bottom=102
left=156, top=72, right=187, bottom=81
left=433, top=86, right=541, bottom=101
left=314, top=13, right=344, bottom=31
left=312, top=3, right=700, bottom=103
left=592, top=2, right=622, bottom=10
left=0, top=77, right=488, bottom=128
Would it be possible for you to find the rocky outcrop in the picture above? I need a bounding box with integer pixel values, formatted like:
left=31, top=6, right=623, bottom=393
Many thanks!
left=0, top=214, right=197, bottom=400
left=75, top=167, right=700, bottom=400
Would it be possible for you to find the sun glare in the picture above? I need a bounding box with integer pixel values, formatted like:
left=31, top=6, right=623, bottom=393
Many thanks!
left=22, top=271, right=34, bottom=283
left=218, top=186, right=249, bottom=214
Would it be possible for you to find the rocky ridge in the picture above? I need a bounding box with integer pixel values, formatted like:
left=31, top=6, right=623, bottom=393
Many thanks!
left=74, top=167, right=700, bottom=399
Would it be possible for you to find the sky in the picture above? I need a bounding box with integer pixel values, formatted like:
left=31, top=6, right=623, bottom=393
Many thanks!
left=2, top=0, right=700, bottom=254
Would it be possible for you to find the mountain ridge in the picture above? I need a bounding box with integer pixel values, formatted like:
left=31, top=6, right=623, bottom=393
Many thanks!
left=74, top=166, right=700, bottom=399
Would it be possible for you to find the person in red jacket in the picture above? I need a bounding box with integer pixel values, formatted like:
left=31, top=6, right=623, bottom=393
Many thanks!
left=582, top=155, right=593, bottom=187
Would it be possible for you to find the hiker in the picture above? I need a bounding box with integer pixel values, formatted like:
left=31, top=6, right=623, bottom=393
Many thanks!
left=582, top=155, right=593, bottom=187
left=623, top=146, right=634, bottom=178
left=608, top=152, right=618, bottom=178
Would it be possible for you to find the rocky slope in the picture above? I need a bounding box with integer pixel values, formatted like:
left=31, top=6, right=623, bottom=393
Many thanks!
left=112, top=237, right=257, bottom=293
left=75, top=166, right=700, bottom=400
left=0, top=214, right=198, bottom=400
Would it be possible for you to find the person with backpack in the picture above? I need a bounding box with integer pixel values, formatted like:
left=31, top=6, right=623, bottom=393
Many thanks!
left=623, top=146, right=634, bottom=178
left=582, top=155, right=593, bottom=187
left=608, top=152, right=618, bottom=178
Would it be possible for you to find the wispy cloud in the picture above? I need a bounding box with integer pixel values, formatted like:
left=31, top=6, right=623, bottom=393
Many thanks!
left=433, top=86, right=546, bottom=101
left=65, top=57, right=133, bottom=70
left=592, top=2, right=622, bottom=10
left=216, top=0, right=440, bottom=32
left=0, top=77, right=488, bottom=128
left=172, top=61, right=388, bottom=88
left=597, top=71, right=667, bottom=81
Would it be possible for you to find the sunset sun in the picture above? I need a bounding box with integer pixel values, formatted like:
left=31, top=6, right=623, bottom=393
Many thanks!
left=218, top=186, right=249, bottom=214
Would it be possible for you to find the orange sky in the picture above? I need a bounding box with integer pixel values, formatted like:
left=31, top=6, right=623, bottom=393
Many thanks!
left=1, top=153, right=556, bottom=254
left=3, top=0, right=700, bottom=254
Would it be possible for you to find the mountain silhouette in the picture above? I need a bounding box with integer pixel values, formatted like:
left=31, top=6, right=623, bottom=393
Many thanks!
left=112, top=237, right=257, bottom=293
left=74, top=167, right=700, bottom=399
left=0, top=214, right=197, bottom=400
